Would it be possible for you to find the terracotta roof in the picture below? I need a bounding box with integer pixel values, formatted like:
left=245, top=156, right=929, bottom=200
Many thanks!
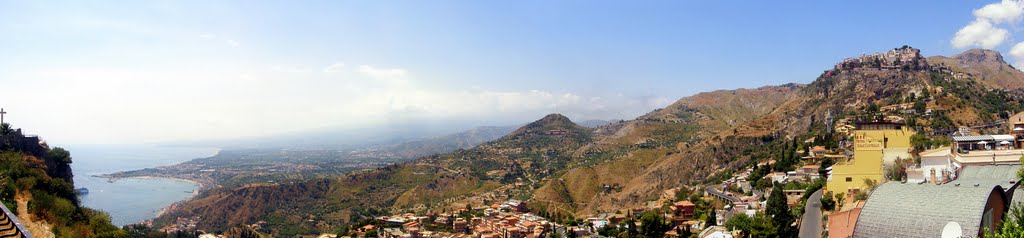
left=674, top=200, right=695, bottom=206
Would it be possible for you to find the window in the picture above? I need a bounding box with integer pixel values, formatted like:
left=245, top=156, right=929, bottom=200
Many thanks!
left=983, top=208, right=995, bottom=232
left=846, top=177, right=853, bottom=182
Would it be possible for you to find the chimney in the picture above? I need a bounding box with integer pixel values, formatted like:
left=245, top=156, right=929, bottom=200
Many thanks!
left=930, top=169, right=937, bottom=185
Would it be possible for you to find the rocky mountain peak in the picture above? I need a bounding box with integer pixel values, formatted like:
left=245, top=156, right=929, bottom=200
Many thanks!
left=954, top=48, right=1005, bottom=64
left=536, top=113, right=572, bottom=124
left=506, top=113, right=586, bottom=137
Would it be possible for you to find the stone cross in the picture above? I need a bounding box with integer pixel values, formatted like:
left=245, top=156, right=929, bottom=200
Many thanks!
left=0, top=108, right=5, bottom=124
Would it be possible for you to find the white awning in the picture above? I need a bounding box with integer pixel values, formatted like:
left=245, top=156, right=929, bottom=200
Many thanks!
left=978, top=141, right=988, bottom=145
left=1001, top=141, right=1011, bottom=145
left=992, top=135, right=1015, bottom=141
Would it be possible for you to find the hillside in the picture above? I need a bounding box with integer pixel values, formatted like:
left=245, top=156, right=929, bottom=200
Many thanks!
left=927, top=49, right=1024, bottom=90
left=534, top=84, right=799, bottom=214
left=154, top=114, right=595, bottom=236
left=566, top=46, right=1024, bottom=215
left=0, top=125, right=123, bottom=237
left=153, top=46, right=1024, bottom=236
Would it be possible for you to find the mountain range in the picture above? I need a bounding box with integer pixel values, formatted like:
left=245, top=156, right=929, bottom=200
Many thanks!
left=152, top=46, right=1024, bottom=236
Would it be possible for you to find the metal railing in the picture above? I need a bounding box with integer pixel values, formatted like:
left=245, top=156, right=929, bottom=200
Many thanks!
left=0, top=201, right=32, bottom=238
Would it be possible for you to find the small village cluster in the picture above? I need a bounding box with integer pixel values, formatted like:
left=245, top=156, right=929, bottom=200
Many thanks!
left=343, top=200, right=559, bottom=238
left=833, top=46, right=927, bottom=70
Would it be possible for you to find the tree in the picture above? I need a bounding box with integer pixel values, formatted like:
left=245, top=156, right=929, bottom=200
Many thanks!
left=863, top=179, right=879, bottom=191
left=365, top=229, right=379, bottom=238
left=834, top=192, right=846, bottom=209
left=748, top=213, right=781, bottom=238
left=818, top=157, right=834, bottom=179
left=626, top=215, right=639, bottom=238
left=913, top=101, right=926, bottom=113
left=820, top=191, right=837, bottom=211
left=910, top=134, right=929, bottom=152
left=704, top=208, right=717, bottom=228
left=678, top=225, right=691, bottom=238
left=766, top=182, right=794, bottom=236
left=47, top=147, right=73, bottom=164
left=987, top=202, right=1024, bottom=237
left=223, top=226, right=259, bottom=238
left=0, top=123, right=10, bottom=135
left=639, top=211, right=668, bottom=238
left=883, top=158, right=909, bottom=182
left=867, top=103, right=880, bottom=113
left=724, top=213, right=753, bottom=237
left=1017, top=155, right=1024, bottom=181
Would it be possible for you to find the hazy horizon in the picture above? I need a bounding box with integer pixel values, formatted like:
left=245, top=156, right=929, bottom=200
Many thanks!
left=1, top=1, right=1021, bottom=144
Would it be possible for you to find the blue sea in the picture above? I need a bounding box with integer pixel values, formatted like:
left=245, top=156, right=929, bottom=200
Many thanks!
left=63, top=144, right=219, bottom=227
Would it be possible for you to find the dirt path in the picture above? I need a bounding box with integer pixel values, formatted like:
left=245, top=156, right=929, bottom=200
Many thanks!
left=14, top=191, right=54, bottom=238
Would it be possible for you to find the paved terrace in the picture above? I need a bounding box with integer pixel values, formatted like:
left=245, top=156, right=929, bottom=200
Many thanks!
left=955, top=149, right=1024, bottom=165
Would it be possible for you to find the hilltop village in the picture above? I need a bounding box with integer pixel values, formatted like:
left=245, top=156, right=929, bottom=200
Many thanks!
left=245, top=47, right=1024, bottom=238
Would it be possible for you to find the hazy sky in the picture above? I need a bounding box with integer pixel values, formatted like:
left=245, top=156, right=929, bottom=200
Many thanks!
left=0, top=1, right=1020, bottom=144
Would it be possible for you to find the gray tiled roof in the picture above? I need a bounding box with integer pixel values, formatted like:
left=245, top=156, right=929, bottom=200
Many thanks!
left=957, top=164, right=1021, bottom=187
left=953, top=135, right=995, bottom=142
left=853, top=165, right=1021, bottom=238
left=853, top=182, right=1002, bottom=238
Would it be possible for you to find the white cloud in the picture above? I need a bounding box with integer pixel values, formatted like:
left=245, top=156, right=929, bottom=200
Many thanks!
left=974, top=0, right=1024, bottom=23
left=1009, top=41, right=1024, bottom=68
left=270, top=65, right=312, bottom=73
left=323, top=62, right=345, bottom=73
left=358, top=65, right=408, bottom=79
left=0, top=63, right=666, bottom=144
left=197, top=33, right=240, bottom=48
left=951, top=19, right=1009, bottom=49
left=225, top=39, right=240, bottom=48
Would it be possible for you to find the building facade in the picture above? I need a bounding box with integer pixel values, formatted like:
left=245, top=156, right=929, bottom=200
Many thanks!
left=827, top=123, right=914, bottom=196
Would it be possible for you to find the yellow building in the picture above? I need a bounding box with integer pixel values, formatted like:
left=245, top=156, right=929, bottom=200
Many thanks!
left=827, top=122, right=914, bottom=197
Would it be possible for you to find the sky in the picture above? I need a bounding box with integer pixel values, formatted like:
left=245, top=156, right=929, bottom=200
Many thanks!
left=0, top=1, right=1021, bottom=144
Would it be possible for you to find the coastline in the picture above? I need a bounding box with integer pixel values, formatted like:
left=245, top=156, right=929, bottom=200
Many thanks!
left=104, top=175, right=205, bottom=196
left=69, top=144, right=221, bottom=227
left=100, top=175, right=204, bottom=221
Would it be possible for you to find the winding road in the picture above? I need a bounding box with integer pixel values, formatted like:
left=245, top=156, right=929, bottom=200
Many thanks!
left=798, top=189, right=823, bottom=238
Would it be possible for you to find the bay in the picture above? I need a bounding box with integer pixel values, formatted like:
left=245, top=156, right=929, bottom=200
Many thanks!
left=63, top=144, right=219, bottom=227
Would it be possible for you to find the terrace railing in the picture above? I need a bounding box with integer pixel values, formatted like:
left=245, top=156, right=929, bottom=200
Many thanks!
left=0, top=201, right=32, bottom=238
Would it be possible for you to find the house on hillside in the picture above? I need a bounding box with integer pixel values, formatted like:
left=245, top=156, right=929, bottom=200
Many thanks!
left=810, top=146, right=827, bottom=158
left=764, top=172, right=787, bottom=184
left=906, top=147, right=958, bottom=184
left=503, top=199, right=528, bottom=213
left=783, top=190, right=805, bottom=208
left=670, top=201, right=696, bottom=224
left=1010, top=112, right=1024, bottom=148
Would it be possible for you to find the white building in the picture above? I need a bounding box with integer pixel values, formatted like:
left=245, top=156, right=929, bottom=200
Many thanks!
left=906, top=147, right=958, bottom=184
